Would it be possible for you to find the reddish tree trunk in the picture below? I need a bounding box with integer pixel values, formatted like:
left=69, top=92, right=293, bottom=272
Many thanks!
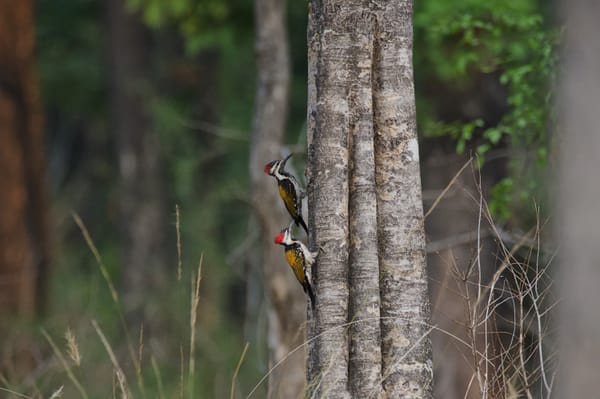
left=0, top=0, right=50, bottom=318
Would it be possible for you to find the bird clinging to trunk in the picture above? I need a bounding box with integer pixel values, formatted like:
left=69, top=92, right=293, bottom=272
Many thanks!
left=274, top=224, right=316, bottom=308
left=264, top=154, right=309, bottom=235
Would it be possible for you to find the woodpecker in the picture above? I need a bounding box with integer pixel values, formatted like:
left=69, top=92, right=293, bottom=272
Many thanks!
left=274, top=225, right=316, bottom=308
left=264, top=154, right=309, bottom=235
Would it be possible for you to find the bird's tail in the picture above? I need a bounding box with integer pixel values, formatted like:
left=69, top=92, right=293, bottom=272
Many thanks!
left=297, top=216, right=309, bottom=235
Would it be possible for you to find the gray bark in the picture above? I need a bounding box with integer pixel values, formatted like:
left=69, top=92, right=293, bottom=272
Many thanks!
left=347, top=17, right=383, bottom=399
left=307, top=0, right=432, bottom=397
left=372, top=2, right=432, bottom=396
left=250, top=0, right=306, bottom=397
left=558, top=1, right=600, bottom=397
left=107, top=0, right=167, bottom=318
left=306, top=2, right=352, bottom=396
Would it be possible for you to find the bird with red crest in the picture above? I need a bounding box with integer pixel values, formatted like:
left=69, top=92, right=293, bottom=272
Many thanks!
left=274, top=223, right=316, bottom=308
left=264, top=153, right=309, bottom=235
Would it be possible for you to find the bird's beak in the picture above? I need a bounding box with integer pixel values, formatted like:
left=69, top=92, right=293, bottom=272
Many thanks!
left=281, top=153, right=293, bottom=168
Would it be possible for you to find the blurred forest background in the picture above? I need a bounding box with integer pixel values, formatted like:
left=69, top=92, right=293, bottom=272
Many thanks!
left=0, top=0, right=558, bottom=397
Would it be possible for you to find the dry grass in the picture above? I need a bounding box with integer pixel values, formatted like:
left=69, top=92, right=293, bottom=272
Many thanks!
left=0, top=210, right=236, bottom=399
left=1, top=170, right=557, bottom=398
left=426, top=162, right=557, bottom=399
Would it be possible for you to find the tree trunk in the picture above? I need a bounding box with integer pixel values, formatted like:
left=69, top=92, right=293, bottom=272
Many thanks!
left=306, top=1, right=433, bottom=397
left=0, top=0, right=50, bottom=318
left=250, top=0, right=306, bottom=397
left=107, top=0, right=167, bottom=319
left=558, top=1, right=600, bottom=397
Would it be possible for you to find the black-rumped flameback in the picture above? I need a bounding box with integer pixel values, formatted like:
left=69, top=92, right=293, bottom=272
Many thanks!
left=264, top=154, right=309, bottom=235
left=274, top=226, right=316, bottom=308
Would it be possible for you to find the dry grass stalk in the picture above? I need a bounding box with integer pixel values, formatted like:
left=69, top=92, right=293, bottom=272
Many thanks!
left=73, top=213, right=145, bottom=396
left=189, top=254, right=203, bottom=397
left=64, top=328, right=81, bottom=367
left=49, top=385, right=64, bottom=399
left=151, top=355, right=166, bottom=399
left=230, top=342, right=249, bottom=399
left=176, top=204, right=182, bottom=281
left=41, top=329, right=89, bottom=399
left=91, top=320, right=131, bottom=399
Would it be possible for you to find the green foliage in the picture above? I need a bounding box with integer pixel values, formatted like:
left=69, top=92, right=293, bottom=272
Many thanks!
left=127, top=0, right=234, bottom=53
left=489, top=177, right=513, bottom=221
left=30, top=0, right=559, bottom=396
left=414, top=0, right=558, bottom=222
left=37, top=0, right=107, bottom=116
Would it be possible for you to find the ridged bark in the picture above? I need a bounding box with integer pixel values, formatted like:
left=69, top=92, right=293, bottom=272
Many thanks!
left=372, top=1, right=433, bottom=396
left=307, top=2, right=352, bottom=397
left=250, top=0, right=306, bottom=397
left=346, top=13, right=384, bottom=399
left=307, top=0, right=432, bottom=397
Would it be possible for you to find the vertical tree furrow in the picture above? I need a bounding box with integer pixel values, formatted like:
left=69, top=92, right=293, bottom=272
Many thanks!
left=347, top=12, right=383, bottom=398
left=372, top=1, right=433, bottom=397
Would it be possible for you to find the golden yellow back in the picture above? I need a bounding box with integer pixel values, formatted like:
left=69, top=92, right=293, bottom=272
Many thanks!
left=284, top=247, right=305, bottom=285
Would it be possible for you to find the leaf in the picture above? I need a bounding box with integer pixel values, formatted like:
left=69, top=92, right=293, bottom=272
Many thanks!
left=484, top=128, right=502, bottom=144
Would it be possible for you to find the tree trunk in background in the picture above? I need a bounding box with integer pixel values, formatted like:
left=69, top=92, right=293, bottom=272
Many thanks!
left=107, top=0, right=167, bottom=320
left=250, top=0, right=305, bottom=397
left=558, top=1, right=600, bottom=397
left=0, top=0, right=50, bottom=318
left=306, top=0, right=433, bottom=397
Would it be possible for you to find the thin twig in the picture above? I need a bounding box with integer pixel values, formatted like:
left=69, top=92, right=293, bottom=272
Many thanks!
left=178, top=119, right=248, bottom=142
left=424, top=157, right=472, bottom=219
left=427, top=229, right=492, bottom=253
